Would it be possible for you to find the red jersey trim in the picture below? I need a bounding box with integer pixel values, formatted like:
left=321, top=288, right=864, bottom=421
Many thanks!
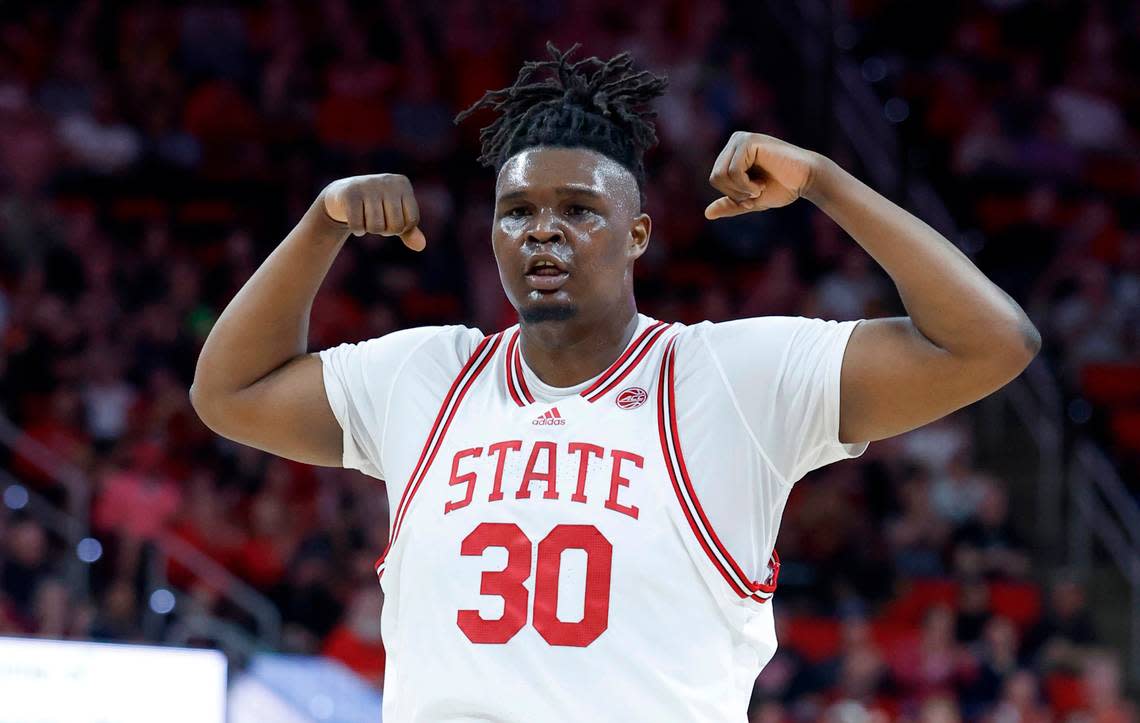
left=504, top=329, right=535, bottom=407
left=374, top=333, right=503, bottom=578
left=656, top=337, right=779, bottom=604
left=582, top=320, right=670, bottom=403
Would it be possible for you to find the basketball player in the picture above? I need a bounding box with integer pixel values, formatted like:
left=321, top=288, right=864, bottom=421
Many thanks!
left=191, top=44, right=1040, bottom=721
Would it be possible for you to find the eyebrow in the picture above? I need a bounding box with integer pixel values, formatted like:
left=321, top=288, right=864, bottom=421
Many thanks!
left=497, top=185, right=606, bottom=204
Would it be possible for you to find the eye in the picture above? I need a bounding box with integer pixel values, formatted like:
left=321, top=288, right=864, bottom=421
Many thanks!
left=566, top=204, right=592, bottom=216
left=505, top=206, right=530, bottom=217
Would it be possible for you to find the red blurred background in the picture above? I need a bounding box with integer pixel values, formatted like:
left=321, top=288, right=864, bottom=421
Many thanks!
left=0, top=1, right=1137, bottom=721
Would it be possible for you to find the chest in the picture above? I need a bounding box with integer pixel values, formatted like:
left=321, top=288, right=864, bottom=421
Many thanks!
left=392, top=389, right=668, bottom=536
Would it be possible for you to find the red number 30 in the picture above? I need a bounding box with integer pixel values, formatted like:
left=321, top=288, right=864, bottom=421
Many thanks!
left=457, top=522, right=613, bottom=647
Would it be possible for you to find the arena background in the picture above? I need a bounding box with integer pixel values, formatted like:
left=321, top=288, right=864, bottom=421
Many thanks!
left=0, top=1, right=1138, bottom=721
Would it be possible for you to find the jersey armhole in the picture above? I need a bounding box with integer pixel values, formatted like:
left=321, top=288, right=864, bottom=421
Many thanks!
left=693, top=328, right=793, bottom=489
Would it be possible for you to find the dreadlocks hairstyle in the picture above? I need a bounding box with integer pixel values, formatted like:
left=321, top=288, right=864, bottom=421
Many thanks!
left=454, top=42, right=669, bottom=206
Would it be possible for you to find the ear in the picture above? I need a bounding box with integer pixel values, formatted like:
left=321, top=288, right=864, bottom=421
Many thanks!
left=629, top=212, right=651, bottom=261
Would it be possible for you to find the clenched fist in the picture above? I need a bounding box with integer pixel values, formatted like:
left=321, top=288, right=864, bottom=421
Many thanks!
left=705, top=132, right=823, bottom=220
left=321, top=174, right=427, bottom=251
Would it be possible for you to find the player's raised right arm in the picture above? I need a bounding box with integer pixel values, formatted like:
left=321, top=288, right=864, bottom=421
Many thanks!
left=189, top=174, right=426, bottom=466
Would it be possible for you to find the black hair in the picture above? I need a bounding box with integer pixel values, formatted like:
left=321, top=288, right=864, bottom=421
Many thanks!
left=454, top=42, right=669, bottom=206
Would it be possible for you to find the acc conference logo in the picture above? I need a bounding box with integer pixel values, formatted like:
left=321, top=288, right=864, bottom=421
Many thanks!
left=616, top=387, right=648, bottom=410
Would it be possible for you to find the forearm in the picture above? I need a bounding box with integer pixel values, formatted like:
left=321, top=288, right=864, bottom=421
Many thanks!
left=192, top=195, right=349, bottom=404
left=804, top=156, right=1040, bottom=359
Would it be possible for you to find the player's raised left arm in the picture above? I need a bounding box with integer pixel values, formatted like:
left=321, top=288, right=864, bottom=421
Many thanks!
left=706, top=132, right=1041, bottom=445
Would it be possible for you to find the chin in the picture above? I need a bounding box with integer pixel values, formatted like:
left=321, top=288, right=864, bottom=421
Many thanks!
left=519, top=301, right=578, bottom=323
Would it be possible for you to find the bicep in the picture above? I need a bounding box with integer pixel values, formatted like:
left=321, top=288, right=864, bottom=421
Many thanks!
left=839, top=317, right=1026, bottom=444
left=201, top=353, right=344, bottom=467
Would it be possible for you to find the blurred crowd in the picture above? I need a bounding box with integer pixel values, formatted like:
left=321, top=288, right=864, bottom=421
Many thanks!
left=0, top=0, right=1136, bottom=721
left=846, top=0, right=1140, bottom=473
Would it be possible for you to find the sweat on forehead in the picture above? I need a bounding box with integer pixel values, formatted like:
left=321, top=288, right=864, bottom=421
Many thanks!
left=496, top=147, right=641, bottom=212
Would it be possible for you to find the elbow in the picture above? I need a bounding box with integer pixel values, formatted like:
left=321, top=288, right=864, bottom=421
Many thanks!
left=994, top=315, right=1042, bottom=375
left=1023, top=319, right=1043, bottom=359
left=189, top=382, right=225, bottom=434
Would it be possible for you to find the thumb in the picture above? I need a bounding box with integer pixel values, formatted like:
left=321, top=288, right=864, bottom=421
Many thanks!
left=704, top=196, right=756, bottom=220
left=400, top=226, right=427, bottom=252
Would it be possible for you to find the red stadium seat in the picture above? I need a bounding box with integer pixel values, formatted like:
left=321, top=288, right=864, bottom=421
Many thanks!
left=177, top=200, right=238, bottom=225
left=110, top=198, right=169, bottom=223
left=782, top=617, right=841, bottom=663
left=870, top=619, right=920, bottom=659
left=1081, top=363, right=1140, bottom=407
left=881, top=578, right=960, bottom=626
left=987, top=581, right=1042, bottom=629
left=1111, top=409, right=1140, bottom=454
left=1045, top=672, right=1087, bottom=716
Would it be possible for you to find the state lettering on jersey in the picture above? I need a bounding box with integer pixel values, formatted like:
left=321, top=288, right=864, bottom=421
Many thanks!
left=443, top=439, right=642, bottom=520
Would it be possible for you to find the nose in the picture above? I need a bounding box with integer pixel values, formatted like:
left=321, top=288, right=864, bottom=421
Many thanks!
left=526, top=209, right=562, bottom=245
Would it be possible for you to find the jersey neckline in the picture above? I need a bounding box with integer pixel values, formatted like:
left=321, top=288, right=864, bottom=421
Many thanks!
left=504, top=314, right=667, bottom=405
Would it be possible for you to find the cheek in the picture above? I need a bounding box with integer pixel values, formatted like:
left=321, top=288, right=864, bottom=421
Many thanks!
left=490, top=226, right=515, bottom=263
left=580, top=234, right=630, bottom=284
left=499, top=217, right=528, bottom=235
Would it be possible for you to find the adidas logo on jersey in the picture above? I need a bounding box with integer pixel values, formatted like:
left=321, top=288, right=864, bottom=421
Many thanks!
left=532, top=407, right=566, bottom=426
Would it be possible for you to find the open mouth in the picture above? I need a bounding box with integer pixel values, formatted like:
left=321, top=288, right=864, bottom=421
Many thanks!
left=524, top=257, right=569, bottom=292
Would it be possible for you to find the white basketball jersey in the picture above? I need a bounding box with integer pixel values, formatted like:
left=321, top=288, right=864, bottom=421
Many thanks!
left=319, top=313, right=868, bottom=722
left=374, top=322, right=777, bottom=722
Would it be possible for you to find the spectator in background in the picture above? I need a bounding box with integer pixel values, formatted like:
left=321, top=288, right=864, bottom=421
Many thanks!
left=918, top=695, right=962, bottom=723
left=954, top=578, right=992, bottom=645
left=89, top=577, right=143, bottom=642
left=323, top=584, right=386, bottom=688
left=891, top=606, right=975, bottom=707
left=811, top=615, right=894, bottom=710
left=92, top=439, right=182, bottom=575
left=81, top=344, right=135, bottom=451
left=752, top=614, right=812, bottom=709
left=809, top=247, right=888, bottom=322
left=951, top=481, right=1030, bottom=580
left=961, top=617, right=1021, bottom=715
left=56, top=85, right=141, bottom=174
left=1047, top=261, right=1132, bottom=382
left=0, top=518, right=51, bottom=620
left=11, top=386, right=91, bottom=495
left=1023, top=574, right=1098, bottom=673
left=886, top=466, right=951, bottom=577
left=986, top=670, right=1051, bottom=723
left=236, top=489, right=300, bottom=592
left=30, top=576, right=91, bottom=639
left=1081, top=652, right=1137, bottom=723
left=270, top=547, right=343, bottom=654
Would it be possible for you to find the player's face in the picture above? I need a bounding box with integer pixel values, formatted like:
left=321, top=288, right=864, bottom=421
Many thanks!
left=493, top=147, right=650, bottom=324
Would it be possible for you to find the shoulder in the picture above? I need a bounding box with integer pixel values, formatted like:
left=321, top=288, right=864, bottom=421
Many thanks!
left=318, top=325, right=486, bottom=387
left=321, top=324, right=484, bottom=362
left=679, top=315, right=840, bottom=344
left=667, top=315, right=862, bottom=408
left=668, top=316, right=796, bottom=365
left=673, top=316, right=859, bottom=366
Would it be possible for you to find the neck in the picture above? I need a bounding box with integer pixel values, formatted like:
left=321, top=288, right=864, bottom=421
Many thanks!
left=518, top=299, right=639, bottom=388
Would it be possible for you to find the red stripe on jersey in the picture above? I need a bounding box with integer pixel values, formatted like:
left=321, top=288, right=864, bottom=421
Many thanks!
left=374, top=333, right=502, bottom=576
left=665, top=344, right=776, bottom=600
left=586, top=322, right=671, bottom=402
left=503, top=331, right=525, bottom=407
left=503, top=329, right=535, bottom=407
left=656, top=337, right=776, bottom=603
left=655, top=339, right=751, bottom=599
left=580, top=321, right=668, bottom=400
left=512, top=333, right=535, bottom=404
